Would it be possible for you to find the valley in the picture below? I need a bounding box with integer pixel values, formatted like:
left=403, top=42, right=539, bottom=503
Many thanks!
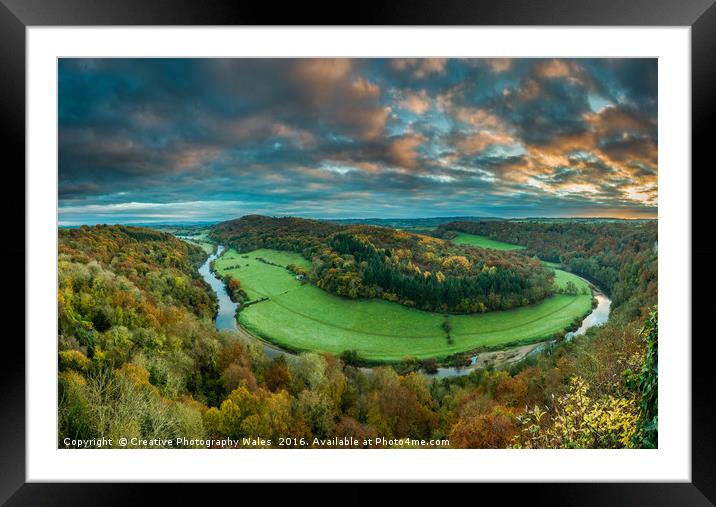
left=212, top=247, right=593, bottom=363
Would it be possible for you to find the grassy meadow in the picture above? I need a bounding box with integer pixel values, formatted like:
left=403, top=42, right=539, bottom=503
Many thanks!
left=451, top=232, right=527, bottom=251
left=176, top=231, right=215, bottom=255
left=214, top=248, right=592, bottom=362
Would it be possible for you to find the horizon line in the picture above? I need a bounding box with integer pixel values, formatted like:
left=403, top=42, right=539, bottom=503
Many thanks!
left=58, top=213, right=658, bottom=227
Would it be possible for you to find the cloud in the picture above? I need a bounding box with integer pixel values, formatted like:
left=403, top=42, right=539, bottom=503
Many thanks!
left=397, top=90, right=432, bottom=115
left=451, top=131, right=515, bottom=155
left=391, top=58, right=448, bottom=79
left=58, top=58, right=658, bottom=222
left=484, top=59, right=513, bottom=73
left=533, top=59, right=590, bottom=87
left=388, top=134, right=426, bottom=169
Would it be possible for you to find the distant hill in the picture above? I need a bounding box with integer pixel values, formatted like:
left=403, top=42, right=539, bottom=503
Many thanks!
left=438, top=219, right=657, bottom=313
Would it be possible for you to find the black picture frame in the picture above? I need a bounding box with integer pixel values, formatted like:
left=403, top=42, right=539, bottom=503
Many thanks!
left=2, top=0, right=713, bottom=504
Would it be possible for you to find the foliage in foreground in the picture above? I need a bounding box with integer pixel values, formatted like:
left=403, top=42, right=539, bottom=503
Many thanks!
left=512, top=376, right=639, bottom=449
left=634, top=308, right=658, bottom=448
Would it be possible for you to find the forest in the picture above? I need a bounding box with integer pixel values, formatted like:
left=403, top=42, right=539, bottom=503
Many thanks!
left=58, top=220, right=657, bottom=449
left=438, top=220, right=658, bottom=319
left=211, top=215, right=554, bottom=313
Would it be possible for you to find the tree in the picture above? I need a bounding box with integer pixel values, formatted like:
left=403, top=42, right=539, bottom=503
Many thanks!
left=222, top=363, right=257, bottom=392
left=203, top=407, right=223, bottom=437
left=59, top=350, right=90, bottom=372
left=240, top=390, right=292, bottom=444
left=564, top=280, right=579, bottom=295
left=58, top=371, right=94, bottom=442
left=334, top=417, right=377, bottom=447
left=265, top=355, right=291, bottom=392
left=298, top=389, right=336, bottom=439
left=340, top=349, right=362, bottom=367
left=513, top=377, right=638, bottom=449
left=634, top=308, right=658, bottom=448
left=449, top=406, right=518, bottom=448
left=213, top=386, right=258, bottom=439
left=366, top=368, right=436, bottom=440
left=288, top=353, right=327, bottom=394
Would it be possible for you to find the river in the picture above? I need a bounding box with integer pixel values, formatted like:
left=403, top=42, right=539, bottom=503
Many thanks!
left=427, top=289, right=611, bottom=378
left=198, top=246, right=612, bottom=377
left=199, top=246, right=285, bottom=358
left=199, top=246, right=239, bottom=331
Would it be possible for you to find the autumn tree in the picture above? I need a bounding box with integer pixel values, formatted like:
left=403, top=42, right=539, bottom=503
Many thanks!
left=265, top=355, right=291, bottom=393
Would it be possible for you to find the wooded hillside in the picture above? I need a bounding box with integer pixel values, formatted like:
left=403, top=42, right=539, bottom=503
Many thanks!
left=211, top=216, right=554, bottom=313
left=439, top=220, right=657, bottom=319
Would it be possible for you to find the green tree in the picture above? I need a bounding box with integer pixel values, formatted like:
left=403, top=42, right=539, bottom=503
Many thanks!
left=634, top=308, right=658, bottom=448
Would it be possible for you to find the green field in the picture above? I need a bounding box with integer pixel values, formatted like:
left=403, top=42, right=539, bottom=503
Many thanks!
left=451, top=232, right=527, bottom=251
left=177, top=232, right=215, bottom=255
left=214, top=248, right=592, bottom=362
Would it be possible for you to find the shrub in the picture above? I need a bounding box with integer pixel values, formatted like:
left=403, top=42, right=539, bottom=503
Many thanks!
left=340, top=349, right=362, bottom=367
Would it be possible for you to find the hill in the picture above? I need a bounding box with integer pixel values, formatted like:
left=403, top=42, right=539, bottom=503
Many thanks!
left=438, top=220, right=657, bottom=317
left=211, top=215, right=554, bottom=314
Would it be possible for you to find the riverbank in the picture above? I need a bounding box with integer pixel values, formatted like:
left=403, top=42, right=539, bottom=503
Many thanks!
left=213, top=247, right=595, bottom=363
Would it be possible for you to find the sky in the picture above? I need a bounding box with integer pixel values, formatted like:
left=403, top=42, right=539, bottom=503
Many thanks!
left=58, top=58, right=657, bottom=225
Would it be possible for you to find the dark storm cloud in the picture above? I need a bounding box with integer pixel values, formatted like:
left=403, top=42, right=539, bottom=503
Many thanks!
left=58, top=58, right=657, bottom=224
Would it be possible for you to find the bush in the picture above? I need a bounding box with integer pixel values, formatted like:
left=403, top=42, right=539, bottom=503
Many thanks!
left=513, top=376, right=638, bottom=449
left=393, top=356, right=420, bottom=375
left=421, top=358, right=439, bottom=374
left=340, top=349, right=362, bottom=367
left=58, top=371, right=94, bottom=443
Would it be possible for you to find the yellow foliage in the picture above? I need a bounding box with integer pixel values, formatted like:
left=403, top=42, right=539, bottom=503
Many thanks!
left=115, top=363, right=152, bottom=388
left=58, top=350, right=90, bottom=371
left=59, top=369, right=87, bottom=387
left=203, top=407, right=223, bottom=437
left=442, top=255, right=471, bottom=271
left=514, top=376, right=638, bottom=449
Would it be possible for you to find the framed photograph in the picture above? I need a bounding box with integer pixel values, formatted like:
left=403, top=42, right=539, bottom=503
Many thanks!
left=4, top=0, right=714, bottom=503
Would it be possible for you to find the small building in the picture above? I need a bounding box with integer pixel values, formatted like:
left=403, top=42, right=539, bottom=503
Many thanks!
left=295, top=274, right=306, bottom=281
